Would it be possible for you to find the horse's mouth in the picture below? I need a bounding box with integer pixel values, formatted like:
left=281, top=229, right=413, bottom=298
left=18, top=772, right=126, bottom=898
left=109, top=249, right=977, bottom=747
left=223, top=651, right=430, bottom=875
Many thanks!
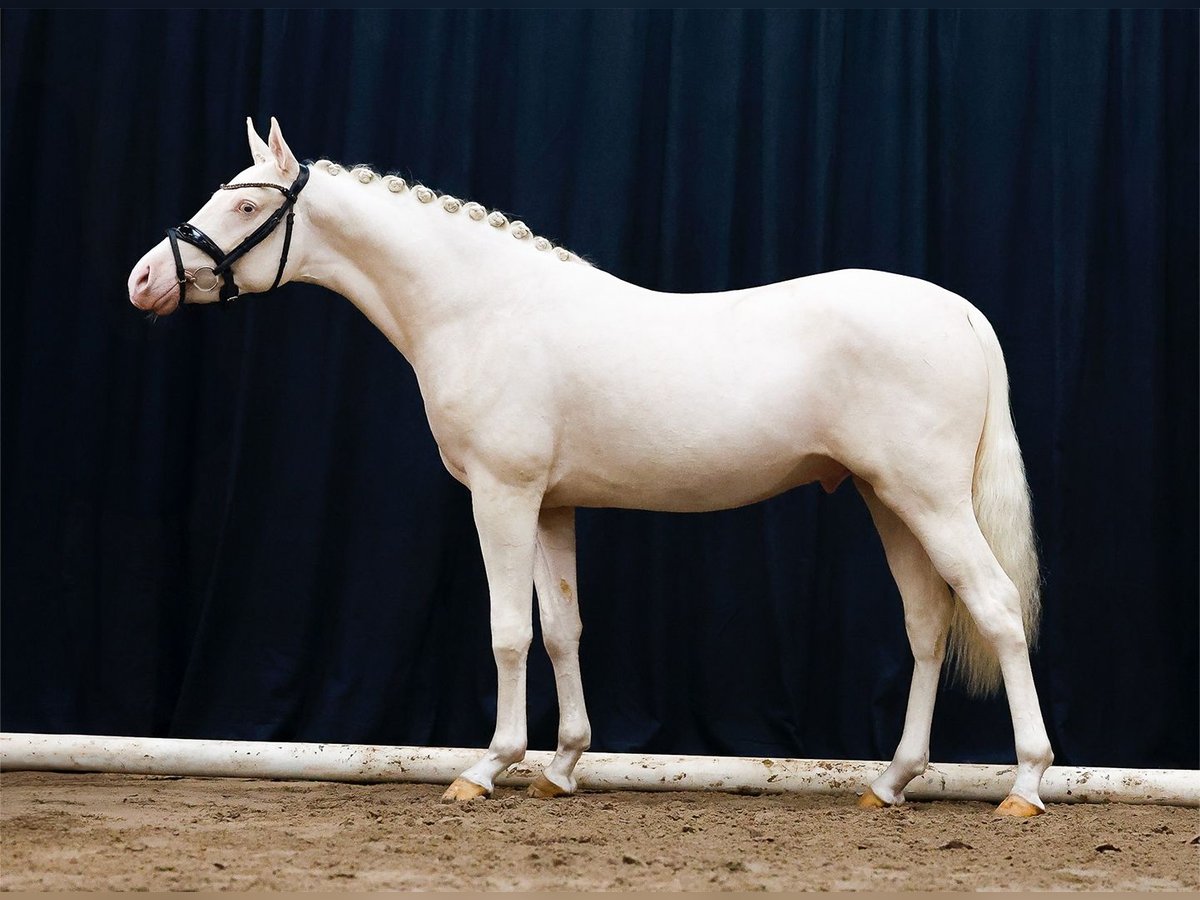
left=147, top=284, right=182, bottom=316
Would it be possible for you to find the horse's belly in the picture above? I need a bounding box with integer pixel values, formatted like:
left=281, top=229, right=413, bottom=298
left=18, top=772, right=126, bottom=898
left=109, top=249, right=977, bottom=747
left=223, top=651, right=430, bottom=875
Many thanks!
left=538, top=343, right=845, bottom=511
left=543, top=445, right=847, bottom=512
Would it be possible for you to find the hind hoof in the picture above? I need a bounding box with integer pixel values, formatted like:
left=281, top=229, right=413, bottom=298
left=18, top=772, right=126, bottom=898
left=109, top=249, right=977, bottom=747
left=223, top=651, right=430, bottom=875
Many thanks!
left=995, top=794, right=1043, bottom=818
left=527, top=773, right=571, bottom=799
left=441, top=777, right=490, bottom=802
left=858, top=788, right=889, bottom=809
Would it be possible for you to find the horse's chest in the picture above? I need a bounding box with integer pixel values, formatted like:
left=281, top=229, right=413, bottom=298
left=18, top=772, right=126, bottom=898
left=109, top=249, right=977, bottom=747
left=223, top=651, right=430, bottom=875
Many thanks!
left=420, top=379, right=555, bottom=487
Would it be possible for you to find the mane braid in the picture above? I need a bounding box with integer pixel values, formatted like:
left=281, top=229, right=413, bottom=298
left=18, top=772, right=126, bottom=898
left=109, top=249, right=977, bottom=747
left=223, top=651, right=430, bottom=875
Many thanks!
left=310, top=159, right=582, bottom=265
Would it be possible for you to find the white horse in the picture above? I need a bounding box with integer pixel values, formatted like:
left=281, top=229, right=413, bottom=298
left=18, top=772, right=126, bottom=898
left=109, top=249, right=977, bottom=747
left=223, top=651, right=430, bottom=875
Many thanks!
left=129, top=118, right=1053, bottom=817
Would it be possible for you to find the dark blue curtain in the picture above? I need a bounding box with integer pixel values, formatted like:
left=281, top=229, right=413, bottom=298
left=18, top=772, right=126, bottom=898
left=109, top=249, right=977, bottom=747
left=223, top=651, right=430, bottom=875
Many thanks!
left=3, top=10, right=1196, bottom=770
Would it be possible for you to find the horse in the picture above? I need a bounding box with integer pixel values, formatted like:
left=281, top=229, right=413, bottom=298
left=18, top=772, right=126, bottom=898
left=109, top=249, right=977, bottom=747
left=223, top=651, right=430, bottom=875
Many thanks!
left=128, top=117, right=1053, bottom=817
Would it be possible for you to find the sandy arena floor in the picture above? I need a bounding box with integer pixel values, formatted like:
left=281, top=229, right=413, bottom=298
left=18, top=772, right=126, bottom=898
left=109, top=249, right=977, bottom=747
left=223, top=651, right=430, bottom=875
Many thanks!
left=1, top=772, right=1197, bottom=891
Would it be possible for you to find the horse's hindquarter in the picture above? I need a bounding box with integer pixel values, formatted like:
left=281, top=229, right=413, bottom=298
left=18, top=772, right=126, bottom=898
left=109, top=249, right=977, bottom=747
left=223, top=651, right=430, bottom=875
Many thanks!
left=534, top=269, right=988, bottom=511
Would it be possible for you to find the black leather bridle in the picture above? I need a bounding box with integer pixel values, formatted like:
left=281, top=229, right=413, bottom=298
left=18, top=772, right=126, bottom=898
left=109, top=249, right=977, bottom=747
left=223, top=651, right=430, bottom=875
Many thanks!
left=167, top=164, right=310, bottom=308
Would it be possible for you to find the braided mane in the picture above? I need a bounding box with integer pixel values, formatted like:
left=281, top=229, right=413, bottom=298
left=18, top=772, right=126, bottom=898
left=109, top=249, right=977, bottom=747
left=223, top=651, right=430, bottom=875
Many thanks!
left=310, top=159, right=583, bottom=265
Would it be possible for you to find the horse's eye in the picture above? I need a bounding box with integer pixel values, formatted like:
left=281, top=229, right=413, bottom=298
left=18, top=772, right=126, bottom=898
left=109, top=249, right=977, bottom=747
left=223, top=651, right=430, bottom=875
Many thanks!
left=239, top=202, right=256, bottom=215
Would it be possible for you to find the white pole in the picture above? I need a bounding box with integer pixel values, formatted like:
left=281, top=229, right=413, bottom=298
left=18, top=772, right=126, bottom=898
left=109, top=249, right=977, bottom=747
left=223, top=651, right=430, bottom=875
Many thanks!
left=2, top=732, right=1195, bottom=807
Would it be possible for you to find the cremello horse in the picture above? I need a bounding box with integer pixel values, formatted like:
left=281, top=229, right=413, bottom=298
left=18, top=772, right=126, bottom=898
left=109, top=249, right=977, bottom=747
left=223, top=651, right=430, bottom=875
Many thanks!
left=129, top=119, right=1053, bottom=817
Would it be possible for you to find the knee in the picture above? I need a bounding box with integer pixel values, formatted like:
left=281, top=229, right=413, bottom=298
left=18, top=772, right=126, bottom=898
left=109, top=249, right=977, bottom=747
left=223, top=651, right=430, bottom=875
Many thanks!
left=492, top=629, right=533, bottom=666
left=543, top=632, right=581, bottom=663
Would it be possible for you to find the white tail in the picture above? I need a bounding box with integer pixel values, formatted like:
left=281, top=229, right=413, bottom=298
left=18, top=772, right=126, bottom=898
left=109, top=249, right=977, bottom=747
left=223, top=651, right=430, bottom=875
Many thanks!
left=948, top=309, right=1043, bottom=696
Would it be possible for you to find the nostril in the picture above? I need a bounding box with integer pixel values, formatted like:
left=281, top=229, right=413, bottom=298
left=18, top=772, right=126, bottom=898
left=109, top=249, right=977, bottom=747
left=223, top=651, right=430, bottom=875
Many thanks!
left=130, top=264, right=155, bottom=308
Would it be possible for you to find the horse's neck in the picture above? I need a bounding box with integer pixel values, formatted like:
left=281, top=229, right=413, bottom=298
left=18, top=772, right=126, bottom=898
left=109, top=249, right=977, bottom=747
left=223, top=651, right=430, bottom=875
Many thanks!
left=294, top=170, right=594, bottom=366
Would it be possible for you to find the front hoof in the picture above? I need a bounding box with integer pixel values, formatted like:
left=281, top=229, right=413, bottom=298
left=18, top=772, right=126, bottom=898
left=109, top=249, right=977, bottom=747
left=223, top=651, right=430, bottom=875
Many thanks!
left=441, top=777, right=490, bottom=802
left=995, top=794, right=1044, bottom=818
left=527, top=773, right=571, bottom=799
left=857, top=788, right=890, bottom=809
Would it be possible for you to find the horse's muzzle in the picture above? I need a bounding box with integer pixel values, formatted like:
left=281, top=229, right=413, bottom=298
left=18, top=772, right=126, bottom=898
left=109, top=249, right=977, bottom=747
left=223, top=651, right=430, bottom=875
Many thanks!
left=128, top=245, right=183, bottom=315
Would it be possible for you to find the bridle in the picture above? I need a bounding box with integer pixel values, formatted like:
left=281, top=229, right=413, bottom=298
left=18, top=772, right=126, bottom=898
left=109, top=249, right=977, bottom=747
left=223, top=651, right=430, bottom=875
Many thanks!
left=167, top=163, right=310, bottom=308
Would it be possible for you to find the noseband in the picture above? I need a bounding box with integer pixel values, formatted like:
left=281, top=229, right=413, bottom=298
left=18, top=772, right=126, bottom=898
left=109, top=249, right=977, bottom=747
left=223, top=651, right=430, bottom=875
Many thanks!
left=167, top=164, right=310, bottom=308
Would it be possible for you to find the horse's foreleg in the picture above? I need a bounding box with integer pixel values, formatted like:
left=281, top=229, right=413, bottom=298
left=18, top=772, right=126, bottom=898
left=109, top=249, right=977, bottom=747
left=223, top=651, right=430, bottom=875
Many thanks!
left=442, top=473, right=544, bottom=803
left=856, top=478, right=952, bottom=808
left=528, top=506, right=591, bottom=798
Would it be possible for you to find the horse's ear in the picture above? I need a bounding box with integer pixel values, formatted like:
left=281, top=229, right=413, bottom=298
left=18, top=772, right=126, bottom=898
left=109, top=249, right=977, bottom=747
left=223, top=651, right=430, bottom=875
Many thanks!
left=267, top=116, right=300, bottom=180
left=246, top=117, right=271, bottom=165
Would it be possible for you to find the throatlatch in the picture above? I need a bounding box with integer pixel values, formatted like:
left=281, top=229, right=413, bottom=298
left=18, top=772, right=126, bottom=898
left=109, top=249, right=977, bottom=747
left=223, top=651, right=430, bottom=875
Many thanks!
left=167, top=163, right=310, bottom=308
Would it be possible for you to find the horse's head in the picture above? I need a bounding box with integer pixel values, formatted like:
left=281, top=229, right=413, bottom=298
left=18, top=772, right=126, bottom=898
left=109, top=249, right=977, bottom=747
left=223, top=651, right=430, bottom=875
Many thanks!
left=128, top=117, right=308, bottom=315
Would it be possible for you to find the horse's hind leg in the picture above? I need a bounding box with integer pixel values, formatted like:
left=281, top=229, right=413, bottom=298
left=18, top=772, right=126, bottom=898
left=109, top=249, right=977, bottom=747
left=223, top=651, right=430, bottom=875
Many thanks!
left=855, top=478, right=953, bottom=808
left=880, top=485, right=1053, bottom=816
left=527, top=506, right=591, bottom=798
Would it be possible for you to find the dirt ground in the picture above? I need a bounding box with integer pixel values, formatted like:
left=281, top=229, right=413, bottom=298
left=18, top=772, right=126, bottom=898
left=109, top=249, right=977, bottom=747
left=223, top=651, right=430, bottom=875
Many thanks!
left=1, top=772, right=1197, bottom=891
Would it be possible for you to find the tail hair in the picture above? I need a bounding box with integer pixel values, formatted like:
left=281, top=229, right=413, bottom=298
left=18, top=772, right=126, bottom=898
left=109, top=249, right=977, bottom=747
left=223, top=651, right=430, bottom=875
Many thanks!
left=947, top=310, right=1042, bottom=696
